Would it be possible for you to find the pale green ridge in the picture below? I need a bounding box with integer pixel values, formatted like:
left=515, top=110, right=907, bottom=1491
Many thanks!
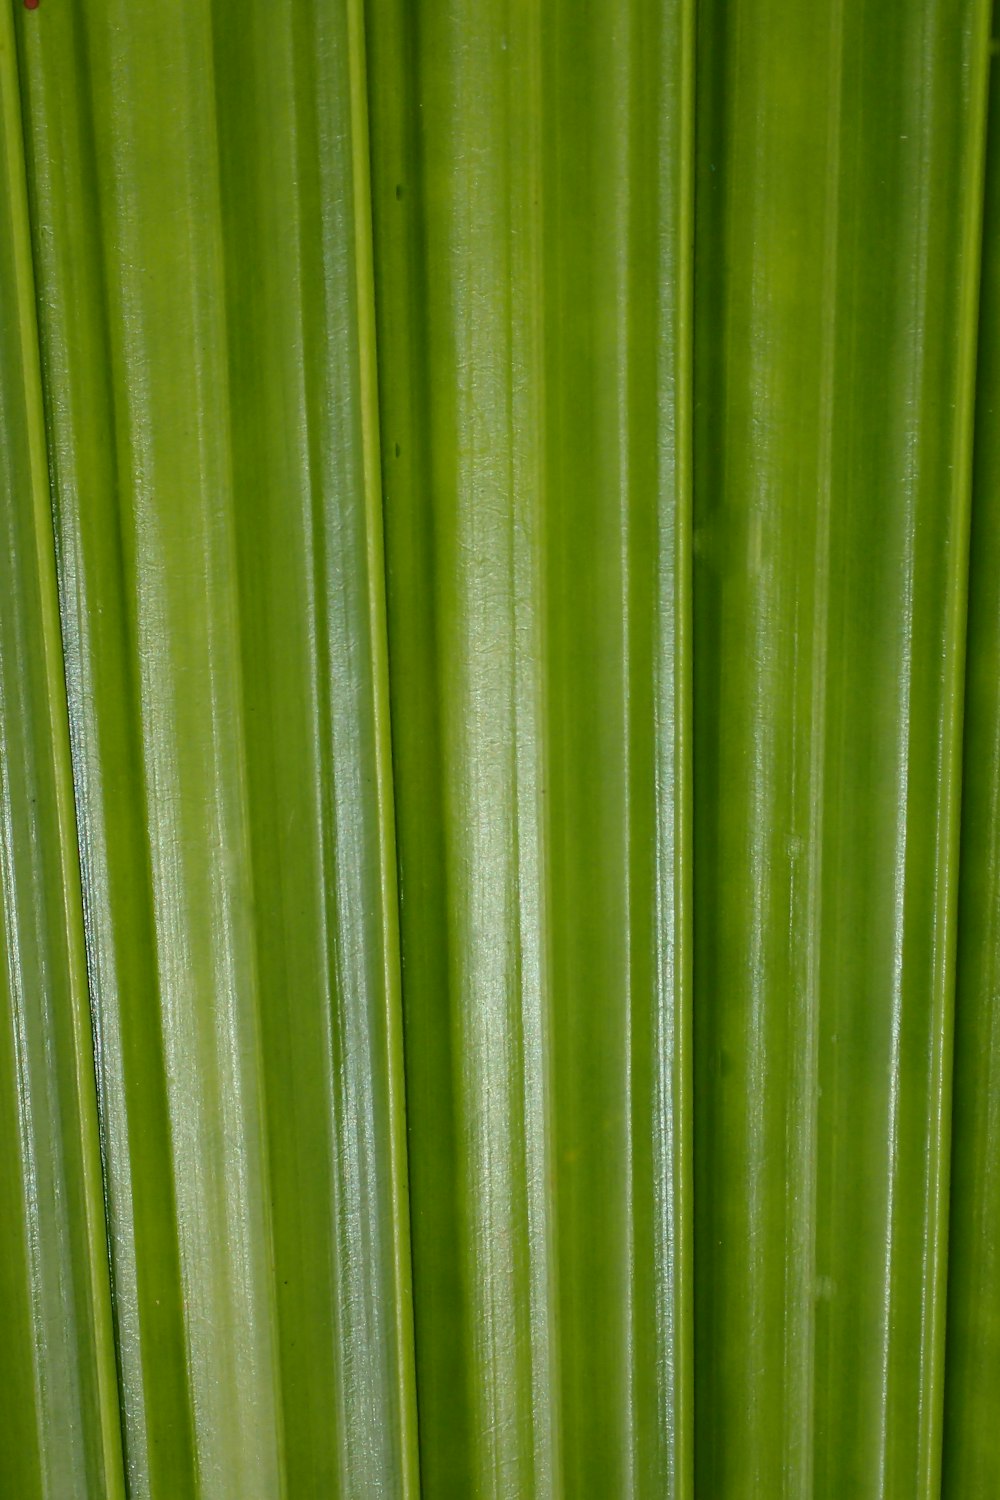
left=15, top=1, right=416, bottom=1495
left=0, top=3, right=125, bottom=1495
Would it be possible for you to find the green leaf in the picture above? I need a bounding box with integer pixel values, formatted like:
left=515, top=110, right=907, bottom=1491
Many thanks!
left=943, top=21, right=1000, bottom=1496
left=367, top=1, right=693, bottom=1493
left=0, top=8, right=124, bottom=1495
left=5, top=2, right=1000, bottom=1496
left=14, top=2, right=416, bottom=1495
left=692, top=2, right=990, bottom=1495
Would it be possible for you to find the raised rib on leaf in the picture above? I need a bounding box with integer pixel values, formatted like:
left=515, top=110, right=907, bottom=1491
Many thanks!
left=693, top=2, right=990, bottom=1494
left=16, top=2, right=416, bottom=1494
left=367, top=0, right=693, bottom=1493
left=0, top=7, right=123, bottom=1494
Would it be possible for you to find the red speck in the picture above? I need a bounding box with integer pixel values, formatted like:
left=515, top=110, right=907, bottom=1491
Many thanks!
left=24, top=0, right=39, bottom=11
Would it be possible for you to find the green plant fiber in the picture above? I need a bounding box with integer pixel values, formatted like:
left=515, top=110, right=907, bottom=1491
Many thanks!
left=0, top=2, right=998, bottom=1498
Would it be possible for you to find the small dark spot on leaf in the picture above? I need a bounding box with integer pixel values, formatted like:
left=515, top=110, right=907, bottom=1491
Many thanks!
left=394, top=442, right=401, bottom=458
left=395, top=184, right=404, bottom=200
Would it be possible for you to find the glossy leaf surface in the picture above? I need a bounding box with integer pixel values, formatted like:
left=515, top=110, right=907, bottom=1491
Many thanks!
left=367, top=0, right=693, bottom=1494
left=3, top=1, right=1000, bottom=1496
left=0, top=10, right=123, bottom=1496
left=14, top=2, right=415, bottom=1495
left=693, top=2, right=989, bottom=1496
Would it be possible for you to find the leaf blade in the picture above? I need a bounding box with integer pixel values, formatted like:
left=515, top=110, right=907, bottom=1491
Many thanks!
left=692, top=2, right=990, bottom=1494
left=16, top=2, right=417, bottom=1493
left=942, top=16, right=1000, bottom=1494
left=0, top=6, right=124, bottom=1493
left=367, top=1, right=694, bottom=1493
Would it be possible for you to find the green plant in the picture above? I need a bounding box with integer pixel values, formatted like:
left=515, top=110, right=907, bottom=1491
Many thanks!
left=1, top=3, right=998, bottom=1497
